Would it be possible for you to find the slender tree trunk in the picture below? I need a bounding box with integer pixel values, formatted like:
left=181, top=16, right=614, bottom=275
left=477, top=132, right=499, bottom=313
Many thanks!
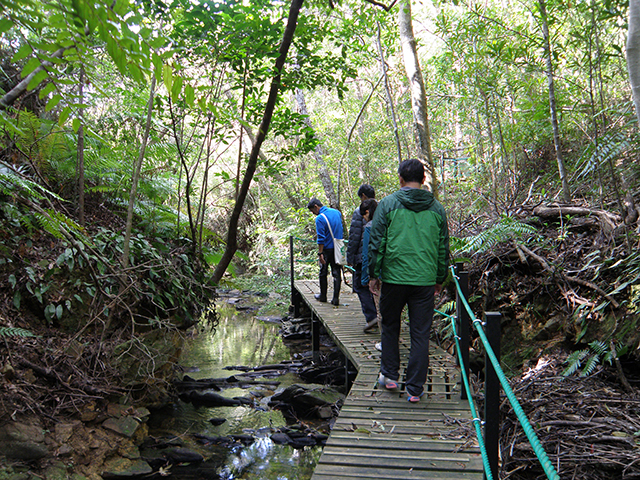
left=295, top=87, right=338, bottom=208
left=211, top=0, right=304, bottom=284
left=122, top=76, right=156, bottom=268
left=376, top=21, right=402, bottom=164
left=398, top=0, right=438, bottom=195
left=539, top=0, right=571, bottom=203
left=77, top=66, right=86, bottom=226
left=628, top=0, right=640, bottom=127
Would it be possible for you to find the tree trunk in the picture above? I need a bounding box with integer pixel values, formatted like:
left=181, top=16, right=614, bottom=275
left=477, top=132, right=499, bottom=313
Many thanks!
left=76, top=66, right=86, bottom=226
left=295, top=87, right=338, bottom=208
left=122, top=76, right=156, bottom=268
left=398, top=0, right=438, bottom=195
left=211, top=0, right=304, bottom=285
left=539, top=0, right=571, bottom=203
left=376, top=21, right=402, bottom=165
left=627, top=0, right=640, bottom=127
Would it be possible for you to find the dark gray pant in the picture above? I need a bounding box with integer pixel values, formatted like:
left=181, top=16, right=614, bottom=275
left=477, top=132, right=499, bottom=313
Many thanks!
left=319, top=248, right=341, bottom=302
left=353, top=264, right=377, bottom=323
left=379, top=283, right=435, bottom=397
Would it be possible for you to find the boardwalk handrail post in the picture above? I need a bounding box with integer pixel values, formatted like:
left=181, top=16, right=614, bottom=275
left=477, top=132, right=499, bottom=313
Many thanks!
left=290, top=235, right=301, bottom=317
left=455, top=262, right=471, bottom=400
left=484, top=311, right=502, bottom=480
left=311, top=311, right=320, bottom=363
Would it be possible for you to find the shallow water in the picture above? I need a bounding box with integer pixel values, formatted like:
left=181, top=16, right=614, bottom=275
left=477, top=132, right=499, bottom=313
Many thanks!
left=148, top=299, right=322, bottom=479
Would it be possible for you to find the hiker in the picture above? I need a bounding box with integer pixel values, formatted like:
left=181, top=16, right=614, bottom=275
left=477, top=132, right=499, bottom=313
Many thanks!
left=360, top=198, right=382, bottom=349
left=347, top=184, right=378, bottom=331
left=367, top=159, right=450, bottom=403
left=307, top=197, right=344, bottom=306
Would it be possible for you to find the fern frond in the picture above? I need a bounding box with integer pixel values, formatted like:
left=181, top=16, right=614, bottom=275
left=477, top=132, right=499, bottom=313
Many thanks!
left=0, top=327, right=37, bottom=338
left=588, top=340, right=608, bottom=356
left=454, top=216, right=537, bottom=256
left=580, top=354, right=600, bottom=377
left=562, top=349, right=588, bottom=376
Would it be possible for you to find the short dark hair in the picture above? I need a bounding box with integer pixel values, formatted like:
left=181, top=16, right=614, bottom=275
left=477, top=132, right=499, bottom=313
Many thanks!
left=398, top=159, right=425, bottom=183
left=307, top=197, right=323, bottom=210
left=357, top=184, right=375, bottom=199
left=359, top=198, right=378, bottom=219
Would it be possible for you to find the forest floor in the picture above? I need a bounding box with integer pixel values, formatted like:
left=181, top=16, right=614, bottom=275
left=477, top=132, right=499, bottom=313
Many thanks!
left=1, top=201, right=639, bottom=478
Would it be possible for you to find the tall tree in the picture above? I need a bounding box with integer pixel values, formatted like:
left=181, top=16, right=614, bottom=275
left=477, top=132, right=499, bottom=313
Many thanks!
left=397, top=0, right=438, bottom=194
left=538, top=0, right=571, bottom=203
left=211, top=0, right=304, bottom=284
left=627, top=0, right=640, bottom=127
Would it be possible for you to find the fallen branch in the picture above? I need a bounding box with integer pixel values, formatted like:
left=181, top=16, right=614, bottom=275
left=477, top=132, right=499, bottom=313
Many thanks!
left=516, top=243, right=619, bottom=308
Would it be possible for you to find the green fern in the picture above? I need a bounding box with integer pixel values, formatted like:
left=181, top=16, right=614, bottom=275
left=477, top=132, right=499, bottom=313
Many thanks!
left=0, top=327, right=36, bottom=338
left=562, top=340, right=627, bottom=377
left=453, top=216, right=537, bottom=256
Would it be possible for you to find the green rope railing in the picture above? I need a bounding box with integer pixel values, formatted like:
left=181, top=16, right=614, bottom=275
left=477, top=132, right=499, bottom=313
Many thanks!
left=449, top=266, right=561, bottom=480
left=434, top=307, right=494, bottom=480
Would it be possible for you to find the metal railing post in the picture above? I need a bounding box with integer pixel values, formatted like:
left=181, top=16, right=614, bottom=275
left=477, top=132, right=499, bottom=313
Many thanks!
left=311, top=311, right=320, bottom=363
left=455, top=262, right=470, bottom=400
left=290, top=235, right=300, bottom=317
left=484, top=312, right=502, bottom=480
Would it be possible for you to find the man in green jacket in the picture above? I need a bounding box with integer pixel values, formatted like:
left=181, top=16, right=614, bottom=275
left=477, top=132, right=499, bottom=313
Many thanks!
left=368, top=158, right=450, bottom=403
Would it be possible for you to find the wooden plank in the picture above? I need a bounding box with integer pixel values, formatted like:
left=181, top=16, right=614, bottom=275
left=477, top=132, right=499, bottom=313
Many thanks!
left=294, top=280, right=484, bottom=480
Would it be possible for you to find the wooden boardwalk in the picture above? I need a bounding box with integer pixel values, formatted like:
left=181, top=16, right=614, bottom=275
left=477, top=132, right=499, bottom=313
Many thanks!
left=294, top=279, right=484, bottom=480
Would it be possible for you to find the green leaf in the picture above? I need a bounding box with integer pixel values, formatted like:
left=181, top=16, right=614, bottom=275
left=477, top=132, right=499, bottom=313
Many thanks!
left=21, top=57, right=41, bottom=78
left=163, top=64, right=173, bottom=93
left=13, top=291, right=21, bottom=309
left=58, top=106, right=71, bottom=126
left=0, top=18, right=13, bottom=34
left=45, top=95, right=62, bottom=112
left=27, top=69, right=48, bottom=91
left=39, top=82, right=56, bottom=99
left=171, top=75, right=183, bottom=102
left=12, top=43, right=33, bottom=62
left=72, top=118, right=81, bottom=133
left=56, top=304, right=63, bottom=319
left=185, top=83, right=195, bottom=107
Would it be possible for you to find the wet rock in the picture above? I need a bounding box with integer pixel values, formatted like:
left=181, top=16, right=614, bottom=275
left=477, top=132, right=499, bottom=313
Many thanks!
left=256, top=315, right=284, bottom=324
left=101, top=458, right=153, bottom=478
left=140, top=435, right=182, bottom=449
left=270, top=432, right=292, bottom=444
left=102, top=416, right=140, bottom=438
left=228, top=434, right=254, bottom=446
left=44, top=462, right=68, bottom=480
left=289, top=436, right=317, bottom=448
left=186, top=391, right=242, bottom=407
left=269, top=384, right=343, bottom=420
left=163, top=447, right=204, bottom=464
left=232, top=396, right=254, bottom=406
left=0, top=420, right=48, bottom=460
left=209, top=418, right=226, bottom=426
left=192, top=434, right=235, bottom=447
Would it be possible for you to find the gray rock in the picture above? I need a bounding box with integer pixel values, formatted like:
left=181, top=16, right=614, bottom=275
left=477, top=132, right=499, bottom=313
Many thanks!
left=163, top=447, right=204, bottom=464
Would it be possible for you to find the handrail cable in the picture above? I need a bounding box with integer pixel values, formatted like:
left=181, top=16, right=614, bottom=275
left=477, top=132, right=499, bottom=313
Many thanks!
left=434, top=307, right=494, bottom=480
left=449, top=265, right=561, bottom=480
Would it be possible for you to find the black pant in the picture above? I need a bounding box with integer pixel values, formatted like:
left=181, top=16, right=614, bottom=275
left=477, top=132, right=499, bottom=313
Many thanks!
left=319, top=248, right=341, bottom=301
left=353, top=264, right=377, bottom=323
left=379, top=283, right=435, bottom=397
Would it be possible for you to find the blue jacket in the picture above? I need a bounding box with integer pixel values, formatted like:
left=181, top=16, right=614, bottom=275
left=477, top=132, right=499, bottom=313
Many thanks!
left=361, top=221, right=372, bottom=284
left=315, top=206, right=343, bottom=249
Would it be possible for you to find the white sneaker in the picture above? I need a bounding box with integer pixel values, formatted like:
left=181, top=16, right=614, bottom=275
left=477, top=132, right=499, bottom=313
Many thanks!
left=374, top=342, right=382, bottom=352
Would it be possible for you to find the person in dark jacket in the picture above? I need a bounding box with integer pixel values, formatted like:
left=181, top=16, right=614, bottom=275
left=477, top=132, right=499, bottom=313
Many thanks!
left=368, top=159, right=450, bottom=403
left=347, top=184, right=377, bottom=331
left=308, top=197, right=344, bottom=306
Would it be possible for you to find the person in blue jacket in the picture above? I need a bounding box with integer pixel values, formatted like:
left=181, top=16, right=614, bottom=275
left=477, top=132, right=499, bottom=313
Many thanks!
left=307, top=197, right=344, bottom=306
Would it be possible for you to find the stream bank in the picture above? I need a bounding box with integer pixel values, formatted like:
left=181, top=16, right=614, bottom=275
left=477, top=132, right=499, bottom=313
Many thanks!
left=0, top=290, right=347, bottom=480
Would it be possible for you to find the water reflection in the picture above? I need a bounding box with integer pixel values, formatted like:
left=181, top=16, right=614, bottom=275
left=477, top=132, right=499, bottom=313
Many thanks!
left=148, top=298, right=322, bottom=479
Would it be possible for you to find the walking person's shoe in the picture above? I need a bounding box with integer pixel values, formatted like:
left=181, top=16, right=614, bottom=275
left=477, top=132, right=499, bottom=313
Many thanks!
left=314, top=294, right=327, bottom=302
left=374, top=342, right=382, bottom=351
left=330, top=298, right=340, bottom=306
left=363, top=318, right=378, bottom=332
left=407, top=392, right=424, bottom=403
left=378, top=373, right=398, bottom=390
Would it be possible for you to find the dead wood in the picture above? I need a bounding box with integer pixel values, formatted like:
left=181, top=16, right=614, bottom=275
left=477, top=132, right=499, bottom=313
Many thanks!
left=495, top=354, right=640, bottom=480
left=516, top=243, right=620, bottom=308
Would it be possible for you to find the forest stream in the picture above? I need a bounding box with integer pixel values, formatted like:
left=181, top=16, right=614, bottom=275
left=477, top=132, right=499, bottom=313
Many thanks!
left=143, top=291, right=329, bottom=480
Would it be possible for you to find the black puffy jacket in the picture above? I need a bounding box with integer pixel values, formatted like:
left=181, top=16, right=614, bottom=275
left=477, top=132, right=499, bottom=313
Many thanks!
left=347, top=207, right=364, bottom=265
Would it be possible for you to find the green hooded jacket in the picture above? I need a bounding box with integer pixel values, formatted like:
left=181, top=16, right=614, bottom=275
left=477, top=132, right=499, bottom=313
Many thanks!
left=368, top=187, right=449, bottom=286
